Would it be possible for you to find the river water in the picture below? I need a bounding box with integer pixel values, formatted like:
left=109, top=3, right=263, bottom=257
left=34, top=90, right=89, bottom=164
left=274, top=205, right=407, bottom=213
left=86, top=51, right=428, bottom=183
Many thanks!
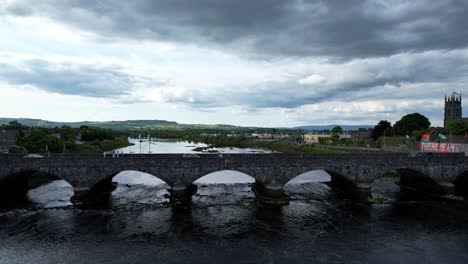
left=1, top=142, right=468, bottom=263
left=2, top=173, right=468, bottom=263
left=116, top=138, right=272, bottom=154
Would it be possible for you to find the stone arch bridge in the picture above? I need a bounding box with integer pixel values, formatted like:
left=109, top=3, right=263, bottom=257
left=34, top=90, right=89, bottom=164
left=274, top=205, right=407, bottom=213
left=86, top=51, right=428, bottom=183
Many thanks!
left=1, top=153, right=467, bottom=205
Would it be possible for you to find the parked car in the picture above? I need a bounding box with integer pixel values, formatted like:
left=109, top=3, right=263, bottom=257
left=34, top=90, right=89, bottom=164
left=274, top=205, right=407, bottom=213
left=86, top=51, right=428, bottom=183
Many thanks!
left=23, top=154, right=44, bottom=158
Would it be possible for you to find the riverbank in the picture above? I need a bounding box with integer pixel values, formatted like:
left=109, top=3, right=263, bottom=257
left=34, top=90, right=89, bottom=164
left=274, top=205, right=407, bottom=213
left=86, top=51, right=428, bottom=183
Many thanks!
left=69, top=136, right=132, bottom=153
left=189, top=138, right=348, bottom=154
left=240, top=140, right=348, bottom=154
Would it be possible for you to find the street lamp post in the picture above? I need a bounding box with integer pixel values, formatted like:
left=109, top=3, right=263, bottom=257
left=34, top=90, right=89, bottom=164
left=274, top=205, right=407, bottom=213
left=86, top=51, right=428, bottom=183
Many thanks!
left=139, top=128, right=143, bottom=154
left=148, top=133, right=151, bottom=153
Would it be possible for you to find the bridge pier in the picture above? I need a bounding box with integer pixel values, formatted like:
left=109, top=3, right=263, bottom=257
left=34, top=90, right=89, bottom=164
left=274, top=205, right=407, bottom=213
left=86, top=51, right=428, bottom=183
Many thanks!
left=253, top=181, right=289, bottom=206
left=169, top=184, right=193, bottom=207
left=71, top=187, right=93, bottom=206
left=356, top=183, right=372, bottom=203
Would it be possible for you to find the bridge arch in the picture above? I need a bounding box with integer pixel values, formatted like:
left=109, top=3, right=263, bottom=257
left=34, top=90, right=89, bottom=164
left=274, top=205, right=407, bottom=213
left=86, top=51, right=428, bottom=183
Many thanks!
left=194, top=170, right=256, bottom=186
left=280, top=168, right=366, bottom=201
left=454, top=170, right=468, bottom=199
left=89, top=170, right=170, bottom=205
left=285, top=170, right=332, bottom=185
left=397, top=168, right=445, bottom=196
left=370, top=168, right=445, bottom=201
left=0, top=170, right=73, bottom=208
left=192, top=170, right=256, bottom=203
left=283, top=170, right=332, bottom=199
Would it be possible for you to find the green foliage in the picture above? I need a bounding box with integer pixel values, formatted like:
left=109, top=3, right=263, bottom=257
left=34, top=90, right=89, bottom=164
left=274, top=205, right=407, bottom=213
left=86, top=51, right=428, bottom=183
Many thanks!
left=13, top=125, right=129, bottom=153
left=446, top=119, right=468, bottom=135
left=69, top=136, right=130, bottom=153
left=80, top=126, right=115, bottom=141
left=241, top=140, right=346, bottom=154
left=16, top=128, right=64, bottom=153
left=331, top=126, right=343, bottom=134
left=393, top=113, right=430, bottom=136
left=302, top=145, right=347, bottom=154
left=372, top=120, right=392, bottom=140
left=410, top=129, right=425, bottom=141
left=58, top=126, right=76, bottom=141
left=8, top=145, right=27, bottom=153
left=0, top=118, right=262, bottom=131
left=4, top=121, right=26, bottom=130
left=376, top=136, right=407, bottom=147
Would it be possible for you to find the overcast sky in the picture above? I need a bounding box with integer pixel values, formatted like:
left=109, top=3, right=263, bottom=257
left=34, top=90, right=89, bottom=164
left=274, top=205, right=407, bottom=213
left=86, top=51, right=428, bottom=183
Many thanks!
left=1, top=0, right=467, bottom=127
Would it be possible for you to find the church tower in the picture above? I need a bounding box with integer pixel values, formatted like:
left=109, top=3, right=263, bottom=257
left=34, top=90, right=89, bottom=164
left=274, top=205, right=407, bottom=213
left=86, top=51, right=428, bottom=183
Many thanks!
left=444, top=92, right=462, bottom=127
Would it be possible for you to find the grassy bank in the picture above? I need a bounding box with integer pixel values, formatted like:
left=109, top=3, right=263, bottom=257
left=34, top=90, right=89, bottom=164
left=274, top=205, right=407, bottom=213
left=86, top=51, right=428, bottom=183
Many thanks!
left=67, top=136, right=131, bottom=153
left=241, top=140, right=347, bottom=154
left=180, top=134, right=347, bottom=154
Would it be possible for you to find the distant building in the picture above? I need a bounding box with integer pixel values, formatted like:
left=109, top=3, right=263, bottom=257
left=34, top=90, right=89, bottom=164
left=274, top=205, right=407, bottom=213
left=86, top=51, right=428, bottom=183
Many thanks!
left=304, top=132, right=351, bottom=144
left=353, top=128, right=373, bottom=141
left=0, top=130, right=18, bottom=147
left=444, top=92, right=467, bottom=127
left=304, top=133, right=329, bottom=144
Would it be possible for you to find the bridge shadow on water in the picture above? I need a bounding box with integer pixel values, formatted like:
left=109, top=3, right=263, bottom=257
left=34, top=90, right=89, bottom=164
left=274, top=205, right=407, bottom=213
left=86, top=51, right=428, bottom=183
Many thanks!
left=0, top=170, right=69, bottom=208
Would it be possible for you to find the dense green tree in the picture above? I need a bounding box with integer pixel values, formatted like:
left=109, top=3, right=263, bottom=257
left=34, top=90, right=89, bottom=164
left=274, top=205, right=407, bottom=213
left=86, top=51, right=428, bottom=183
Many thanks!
left=16, top=129, right=48, bottom=153
left=16, top=128, right=65, bottom=153
left=5, top=121, right=26, bottom=130
left=446, top=119, right=468, bottom=135
left=8, top=145, right=27, bottom=153
left=372, top=120, right=392, bottom=140
left=411, top=129, right=425, bottom=141
left=331, top=126, right=343, bottom=134
left=59, top=126, right=76, bottom=141
left=80, top=126, right=114, bottom=141
left=393, top=113, right=430, bottom=136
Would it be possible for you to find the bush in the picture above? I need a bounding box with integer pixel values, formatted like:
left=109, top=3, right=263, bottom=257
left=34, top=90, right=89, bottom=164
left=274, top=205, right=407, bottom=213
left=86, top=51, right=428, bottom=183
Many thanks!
left=9, top=146, right=27, bottom=153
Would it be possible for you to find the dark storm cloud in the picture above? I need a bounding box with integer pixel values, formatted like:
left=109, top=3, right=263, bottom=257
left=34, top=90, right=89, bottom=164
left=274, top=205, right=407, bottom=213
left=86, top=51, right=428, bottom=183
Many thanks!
left=168, top=50, right=468, bottom=109
left=0, top=58, right=161, bottom=98
left=4, top=0, right=468, bottom=59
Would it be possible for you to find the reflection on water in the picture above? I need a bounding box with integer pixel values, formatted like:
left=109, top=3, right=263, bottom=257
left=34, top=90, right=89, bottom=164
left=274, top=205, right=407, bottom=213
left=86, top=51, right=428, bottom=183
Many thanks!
left=2, top=171, right=468, bottom=263
left=193, top=170, right=255, bottom=205
left=371, top=177, right=401, bottom=203
left=116, top=138, right=270, bottom=154
left=117, top=139, right=207, bottom=154
left=2, top=194, right=468, bottom=263
left=27, top=180, right=74, bottom=208
left=284, top=170, right=332, bottom=200
left=111, top=171, right=170, bottom=205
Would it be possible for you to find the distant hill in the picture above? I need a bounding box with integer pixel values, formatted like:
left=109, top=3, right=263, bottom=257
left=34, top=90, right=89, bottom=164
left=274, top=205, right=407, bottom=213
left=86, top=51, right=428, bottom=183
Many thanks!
left=0, top=117, right=373, bottom=132
left=0, top=118, right=257, bottom=131
left=291, top=125, right=373, bottom=131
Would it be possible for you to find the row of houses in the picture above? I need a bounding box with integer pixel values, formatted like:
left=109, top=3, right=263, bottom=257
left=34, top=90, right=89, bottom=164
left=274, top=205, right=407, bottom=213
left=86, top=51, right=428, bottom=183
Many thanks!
left=200, top=132, right=293, bottom=140
left=303, top=132, right=351, bottom=144
left=302, top=128, right=374, bottom=144
left=200, top=128, right=375, bottom=144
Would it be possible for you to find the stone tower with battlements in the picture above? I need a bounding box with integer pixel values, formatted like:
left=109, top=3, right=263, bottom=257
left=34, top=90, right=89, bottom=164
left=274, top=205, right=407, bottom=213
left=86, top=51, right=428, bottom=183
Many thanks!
left=444, top=93, right=462, bottom=128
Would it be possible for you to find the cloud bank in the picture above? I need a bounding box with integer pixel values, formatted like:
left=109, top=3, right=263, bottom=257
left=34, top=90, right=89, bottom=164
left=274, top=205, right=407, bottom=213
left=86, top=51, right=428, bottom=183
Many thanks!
left=1, top=0, right=467, bottom=126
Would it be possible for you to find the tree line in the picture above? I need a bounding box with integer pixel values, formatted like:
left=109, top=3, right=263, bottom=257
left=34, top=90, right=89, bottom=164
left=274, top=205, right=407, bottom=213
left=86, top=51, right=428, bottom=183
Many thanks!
left=4, top=122, right=129, bottom=153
